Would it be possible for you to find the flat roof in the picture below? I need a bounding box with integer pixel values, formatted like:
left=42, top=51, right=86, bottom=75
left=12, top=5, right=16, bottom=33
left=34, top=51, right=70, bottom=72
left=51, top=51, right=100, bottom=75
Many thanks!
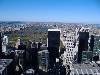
left=72, top=63, right=100, bottom=75
left=48, top=29, right=61, bottom=31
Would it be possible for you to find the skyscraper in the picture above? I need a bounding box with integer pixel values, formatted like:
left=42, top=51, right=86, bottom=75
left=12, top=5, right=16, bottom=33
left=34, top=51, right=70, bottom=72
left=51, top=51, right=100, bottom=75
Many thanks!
left=0, top=32, right=2, bottom=55
left=89, top=35, right=94, bottom=52
left=77, top=32, right=89, bottom=63
left=47, top=29, right=60, bottom=68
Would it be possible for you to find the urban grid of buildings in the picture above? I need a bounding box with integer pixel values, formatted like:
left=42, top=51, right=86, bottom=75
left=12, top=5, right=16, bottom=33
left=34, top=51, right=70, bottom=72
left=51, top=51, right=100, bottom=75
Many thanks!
left=0, top=22, right=100, bottom=75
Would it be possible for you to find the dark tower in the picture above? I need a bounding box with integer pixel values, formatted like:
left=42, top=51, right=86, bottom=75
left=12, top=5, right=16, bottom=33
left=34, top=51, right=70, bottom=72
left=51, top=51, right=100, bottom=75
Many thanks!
left=89, top=35, right=94, bottom=52
left=77, top=32, right=89, bottom=63
left=0, top=32, right=2, bottom=56
left=47, top=29, right=60, bottom=68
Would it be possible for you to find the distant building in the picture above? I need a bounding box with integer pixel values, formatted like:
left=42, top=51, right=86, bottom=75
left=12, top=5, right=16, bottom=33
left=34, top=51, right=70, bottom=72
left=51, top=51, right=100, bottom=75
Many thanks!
left=15, top=37, right=21, bottom=49
left=2, top=35, right=8, bottom=53
left=38, top=50, right=49, bottom=72
left=47, top=29, right=60, bottom=68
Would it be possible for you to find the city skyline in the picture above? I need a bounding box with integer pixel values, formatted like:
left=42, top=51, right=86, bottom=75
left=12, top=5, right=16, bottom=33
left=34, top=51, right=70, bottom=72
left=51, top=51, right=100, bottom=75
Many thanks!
left=0, top=0, right=100, bottom=23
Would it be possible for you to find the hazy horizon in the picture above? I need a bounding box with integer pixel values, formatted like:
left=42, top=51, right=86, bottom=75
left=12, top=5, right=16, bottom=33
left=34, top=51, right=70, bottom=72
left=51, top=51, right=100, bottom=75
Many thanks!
left=0, top=0, right=100, bottom=23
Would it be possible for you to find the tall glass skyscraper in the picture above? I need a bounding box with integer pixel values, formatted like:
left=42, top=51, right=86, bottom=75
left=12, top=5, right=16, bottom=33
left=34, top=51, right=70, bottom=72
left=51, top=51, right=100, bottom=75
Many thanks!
left=47, top=29, right=60, bottom=68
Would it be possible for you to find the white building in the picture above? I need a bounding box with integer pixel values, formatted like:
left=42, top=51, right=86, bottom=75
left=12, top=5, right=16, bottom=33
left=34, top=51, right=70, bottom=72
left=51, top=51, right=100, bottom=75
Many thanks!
left=64, top=32, right=78, bottom=65
left=60, top=28, right=79, bottom=69
left=2, top=35, right=8, bottom=52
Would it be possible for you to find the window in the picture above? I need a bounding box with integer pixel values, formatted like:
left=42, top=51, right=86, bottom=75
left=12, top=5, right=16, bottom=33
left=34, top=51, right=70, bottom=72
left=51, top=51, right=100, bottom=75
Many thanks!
left=70, top=43, right=72, bottom=45
left=71, top=52, right=72, bottom=55
left=70, top=57, right=71, bottom=60
left=68, top=49, right=69, bottom=51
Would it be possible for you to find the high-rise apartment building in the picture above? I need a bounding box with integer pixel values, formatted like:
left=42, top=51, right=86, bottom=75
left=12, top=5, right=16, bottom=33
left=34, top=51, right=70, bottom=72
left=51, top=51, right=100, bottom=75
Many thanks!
left=64, top=32, right=77, bottom=64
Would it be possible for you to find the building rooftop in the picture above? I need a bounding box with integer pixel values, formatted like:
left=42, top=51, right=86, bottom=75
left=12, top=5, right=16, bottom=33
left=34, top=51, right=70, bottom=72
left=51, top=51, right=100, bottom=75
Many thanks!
left=71, top=63, right=100, bottom=75
left=48, top=29, right=61, bottom=32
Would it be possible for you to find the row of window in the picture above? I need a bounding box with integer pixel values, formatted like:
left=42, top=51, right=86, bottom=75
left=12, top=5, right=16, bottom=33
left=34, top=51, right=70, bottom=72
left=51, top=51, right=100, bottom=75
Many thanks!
left=66, top=46, right=74, bottom=48
left=67, top=49, right=73, bottom=51
left=66, top=57, right=73, bottom=62
left=67, top=36, right=74, bottom=39
left=66, top=42, right=74, bottom=45
left=66, top=53, right=73, bottom=57
left=67, top=40, right=74, bottom=42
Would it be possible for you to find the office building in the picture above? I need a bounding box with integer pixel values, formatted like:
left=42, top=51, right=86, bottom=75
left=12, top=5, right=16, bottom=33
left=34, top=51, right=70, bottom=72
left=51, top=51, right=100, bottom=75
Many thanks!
left=31, top=47, right=38, bottom=70
left=77, top=30, right=89, bottom=63
left=38, top=50, right=49, bottom=72
left=82, top=51, right=92, bottom=63
left=89, top=35, right=94, bottom=52
left=48, top=58, right=66, bottom=75
left=47, top=29, right=60, bottom=68
left=93, top=35, right=100, bottom=61
left=26, top=42, right=38, bottom=70
left=0, top=32, right=2, bottom=55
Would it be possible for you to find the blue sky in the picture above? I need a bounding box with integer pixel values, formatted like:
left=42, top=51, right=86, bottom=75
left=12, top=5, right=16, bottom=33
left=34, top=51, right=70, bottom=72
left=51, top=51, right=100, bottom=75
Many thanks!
left=0, top=0, right=100, bottom=23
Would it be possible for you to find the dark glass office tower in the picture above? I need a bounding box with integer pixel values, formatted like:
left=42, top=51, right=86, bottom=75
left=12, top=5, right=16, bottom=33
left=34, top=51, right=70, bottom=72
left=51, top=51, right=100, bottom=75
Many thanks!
left=0, top=32, right=2, bottom=56
left=47, top=29, right=60, bottom=68
left=89, top=35, right=94, bottom=52
left=77, top=32, right=89, bottom=63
